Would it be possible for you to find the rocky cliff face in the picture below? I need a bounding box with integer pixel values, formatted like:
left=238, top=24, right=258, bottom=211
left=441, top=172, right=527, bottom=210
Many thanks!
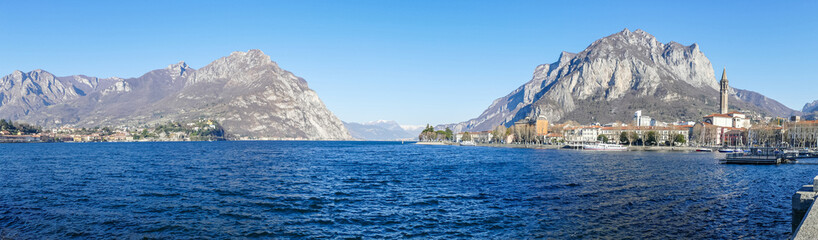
left=804, top=100, right=818, bottom=114
left=441, top=29, right=798, bottom=132
left=0, top=50, right=351, bottom=140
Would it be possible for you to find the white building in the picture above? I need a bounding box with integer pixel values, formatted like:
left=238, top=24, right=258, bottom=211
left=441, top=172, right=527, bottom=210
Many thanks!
left=703, top=112, right=751, bottom=129
left=634, top=111, right=653, bottom=127
left=600, top=126, right=691, bottom=145
left=564, top=126, right=602, bottom=143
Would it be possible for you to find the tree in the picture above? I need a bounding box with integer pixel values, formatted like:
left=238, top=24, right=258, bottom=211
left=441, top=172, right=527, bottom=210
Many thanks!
left=462, top=132, right=472, bottom=141
left=419, top=124, right=437, bottom=141
left=597, top=134, right=608, bottom=143
left=435, top=130, right=447, bottom=141
left=101, top=127, right=113, bottom=136
left=491, top=125, right=506, bottom=143
left=619, top=132, right=629, bottom=144
left=646, top=131, right=657, bottom=146
left=444, top=127, right=454, bottom=141
left=674, top=134, right=686, bottom=145
left=628, top=132, right=639, bottom=146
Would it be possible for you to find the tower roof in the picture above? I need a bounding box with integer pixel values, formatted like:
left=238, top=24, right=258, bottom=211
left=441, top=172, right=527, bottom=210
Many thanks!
left=721, top=68, right=728, bottom=82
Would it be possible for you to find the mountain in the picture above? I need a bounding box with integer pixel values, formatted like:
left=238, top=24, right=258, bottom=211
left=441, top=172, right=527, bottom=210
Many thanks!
left=734, top=89, right=801, bottom=117
left=343, top=120, right=416, bottom=140
left=804, top=100, right=818, bottom=114
left=804, top=100, right=818, bottom=120
left=440, top=29, right=798, bottom=132
left=0, top=50, right=352, bottom=140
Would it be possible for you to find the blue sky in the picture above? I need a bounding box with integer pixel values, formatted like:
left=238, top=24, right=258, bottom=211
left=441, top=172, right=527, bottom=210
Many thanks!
left=1, top=1, right=816, bottom=127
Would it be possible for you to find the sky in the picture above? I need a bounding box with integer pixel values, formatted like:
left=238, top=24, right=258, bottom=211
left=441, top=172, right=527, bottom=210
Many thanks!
left=1, top=1, right=816, bottom=127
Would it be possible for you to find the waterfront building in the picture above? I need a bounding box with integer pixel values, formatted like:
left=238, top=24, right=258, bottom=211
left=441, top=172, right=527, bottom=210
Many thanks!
left=748, top=124, right=785, bottom=147
left=509, top=115, right=550, bottom=143
left=599, top=126, right=691, bottom=145
left=535, top=115, right=548, bottom=136
left=723, top=129, right=748, bottom=146
left=692, top=122, right=747, bottom=146
left=727, top=112, right=751, bottom=128
left=674, top=121, right=697, bottom=126
left=0, top=134, right=42, bottom=143
left=699, top=111, right=751, bottom=146
left=703, top=114, right=733, bottom=127
left=703, top=112, right=750, bottom=129
left=455, top=131, right=493, bottom=143
left=545, top=132, right=564, bottom=143
left=564, top=126, right=602, bottom=143
left=785, top=120, right=818, bottom=148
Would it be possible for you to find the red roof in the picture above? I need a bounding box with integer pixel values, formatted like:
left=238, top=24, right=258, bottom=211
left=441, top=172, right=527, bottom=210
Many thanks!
left=704, top=114, right=731, bottom=118
left=600, top=126, right=689, bottom=130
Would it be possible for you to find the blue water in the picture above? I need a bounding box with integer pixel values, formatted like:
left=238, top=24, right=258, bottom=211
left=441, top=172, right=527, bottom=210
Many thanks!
left=1, top=141, right=816, bottom=239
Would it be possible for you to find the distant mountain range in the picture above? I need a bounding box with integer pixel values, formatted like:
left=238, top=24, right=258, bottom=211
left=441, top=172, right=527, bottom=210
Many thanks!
left=0, top=50, right=351, bottom=140
left=440, top=29, right=802, bottom=132
left=343, top=120, right=418, bottom=140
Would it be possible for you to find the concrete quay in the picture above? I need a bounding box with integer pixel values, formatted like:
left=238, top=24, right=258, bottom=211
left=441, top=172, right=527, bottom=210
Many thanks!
left=792, top=176, right=818, bottom=239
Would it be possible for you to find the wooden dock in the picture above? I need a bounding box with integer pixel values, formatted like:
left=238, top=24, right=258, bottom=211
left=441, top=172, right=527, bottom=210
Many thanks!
left=720, top=148, right=815, bottom=165
left=720, top=154, right=786, bottom=164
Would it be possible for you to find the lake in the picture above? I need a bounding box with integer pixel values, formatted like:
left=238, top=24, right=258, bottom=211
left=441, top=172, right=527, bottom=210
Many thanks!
left=1, top=141, right=816, bottom=239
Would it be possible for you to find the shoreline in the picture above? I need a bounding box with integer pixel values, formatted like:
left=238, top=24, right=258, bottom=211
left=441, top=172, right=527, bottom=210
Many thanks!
left=416, top=141, right=704, bottom=152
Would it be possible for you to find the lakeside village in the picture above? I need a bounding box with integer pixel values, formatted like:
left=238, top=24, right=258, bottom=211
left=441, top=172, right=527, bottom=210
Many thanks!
left=0, top=119, right=225, bottom=143
left=420, top=71, right=818, bottom=152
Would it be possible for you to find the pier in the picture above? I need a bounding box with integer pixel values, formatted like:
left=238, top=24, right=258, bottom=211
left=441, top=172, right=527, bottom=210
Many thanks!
left=720, top=148, right=816, bottom=165
left=793, top=176, right=818, bottom=239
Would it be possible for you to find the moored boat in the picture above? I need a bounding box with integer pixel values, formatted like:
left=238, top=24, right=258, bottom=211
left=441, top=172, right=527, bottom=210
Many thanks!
left=583, top=143, right=628, bottom=151
left=695, top=148, right=713, bottom=152
left=459, top=141, right=476, bottom=146
left=718, top=148, right=747, bottom=153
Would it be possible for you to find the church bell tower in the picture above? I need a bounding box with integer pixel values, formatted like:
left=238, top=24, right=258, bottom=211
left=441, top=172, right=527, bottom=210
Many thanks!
left=719, top=68, right=729, bottom=114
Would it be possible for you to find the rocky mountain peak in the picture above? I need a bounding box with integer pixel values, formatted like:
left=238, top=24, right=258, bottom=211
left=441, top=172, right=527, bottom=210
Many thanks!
left=227, top=49, right=276, bottom=67
left=804, top=100, right=818, bottom=113
left=166, top=61, right=192, bottom=78
left=187, top=49, right=288, bottom=87
left=558, top=51, right=576, bottom=63
left=167, top=61, right=189, bottom=70
left=439, top=29, right=796, bottom=132
left=27, top=69, right=56, bottom=79
left=591, top=28, right=660, bottom=50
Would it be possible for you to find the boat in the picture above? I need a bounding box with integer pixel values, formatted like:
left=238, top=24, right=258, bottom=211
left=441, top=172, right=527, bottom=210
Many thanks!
left=695, top=148, right=713, bottom=152
left=459, top=141, right=476, bottom=146
left=718, top=148, right=747, bottom=153
left=583, top=143, right=628, bottom=151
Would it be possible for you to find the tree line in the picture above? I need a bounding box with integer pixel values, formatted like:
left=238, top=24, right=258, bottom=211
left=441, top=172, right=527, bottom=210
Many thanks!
left=418, top=124, right=453, bottom=141
left=0, top=119, right=41, bottom=135
left=614, top=131, right=686, bottom=146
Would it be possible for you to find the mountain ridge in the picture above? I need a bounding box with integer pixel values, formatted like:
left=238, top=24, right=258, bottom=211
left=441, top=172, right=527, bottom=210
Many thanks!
left=439, top=29, right=799, bottom=132
left=343, top=120, right=417, bottom=140
left=0, top=50, right=352, bottom=140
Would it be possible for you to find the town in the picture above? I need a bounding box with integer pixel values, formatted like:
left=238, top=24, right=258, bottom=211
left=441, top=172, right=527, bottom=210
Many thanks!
left=422, top=70, right=818, bottom=150
left=0, top=119, right=225, bottom=143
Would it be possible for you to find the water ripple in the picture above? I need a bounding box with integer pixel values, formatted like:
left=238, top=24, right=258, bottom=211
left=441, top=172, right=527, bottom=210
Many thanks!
left=0, top=141, right=812, bottom=239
